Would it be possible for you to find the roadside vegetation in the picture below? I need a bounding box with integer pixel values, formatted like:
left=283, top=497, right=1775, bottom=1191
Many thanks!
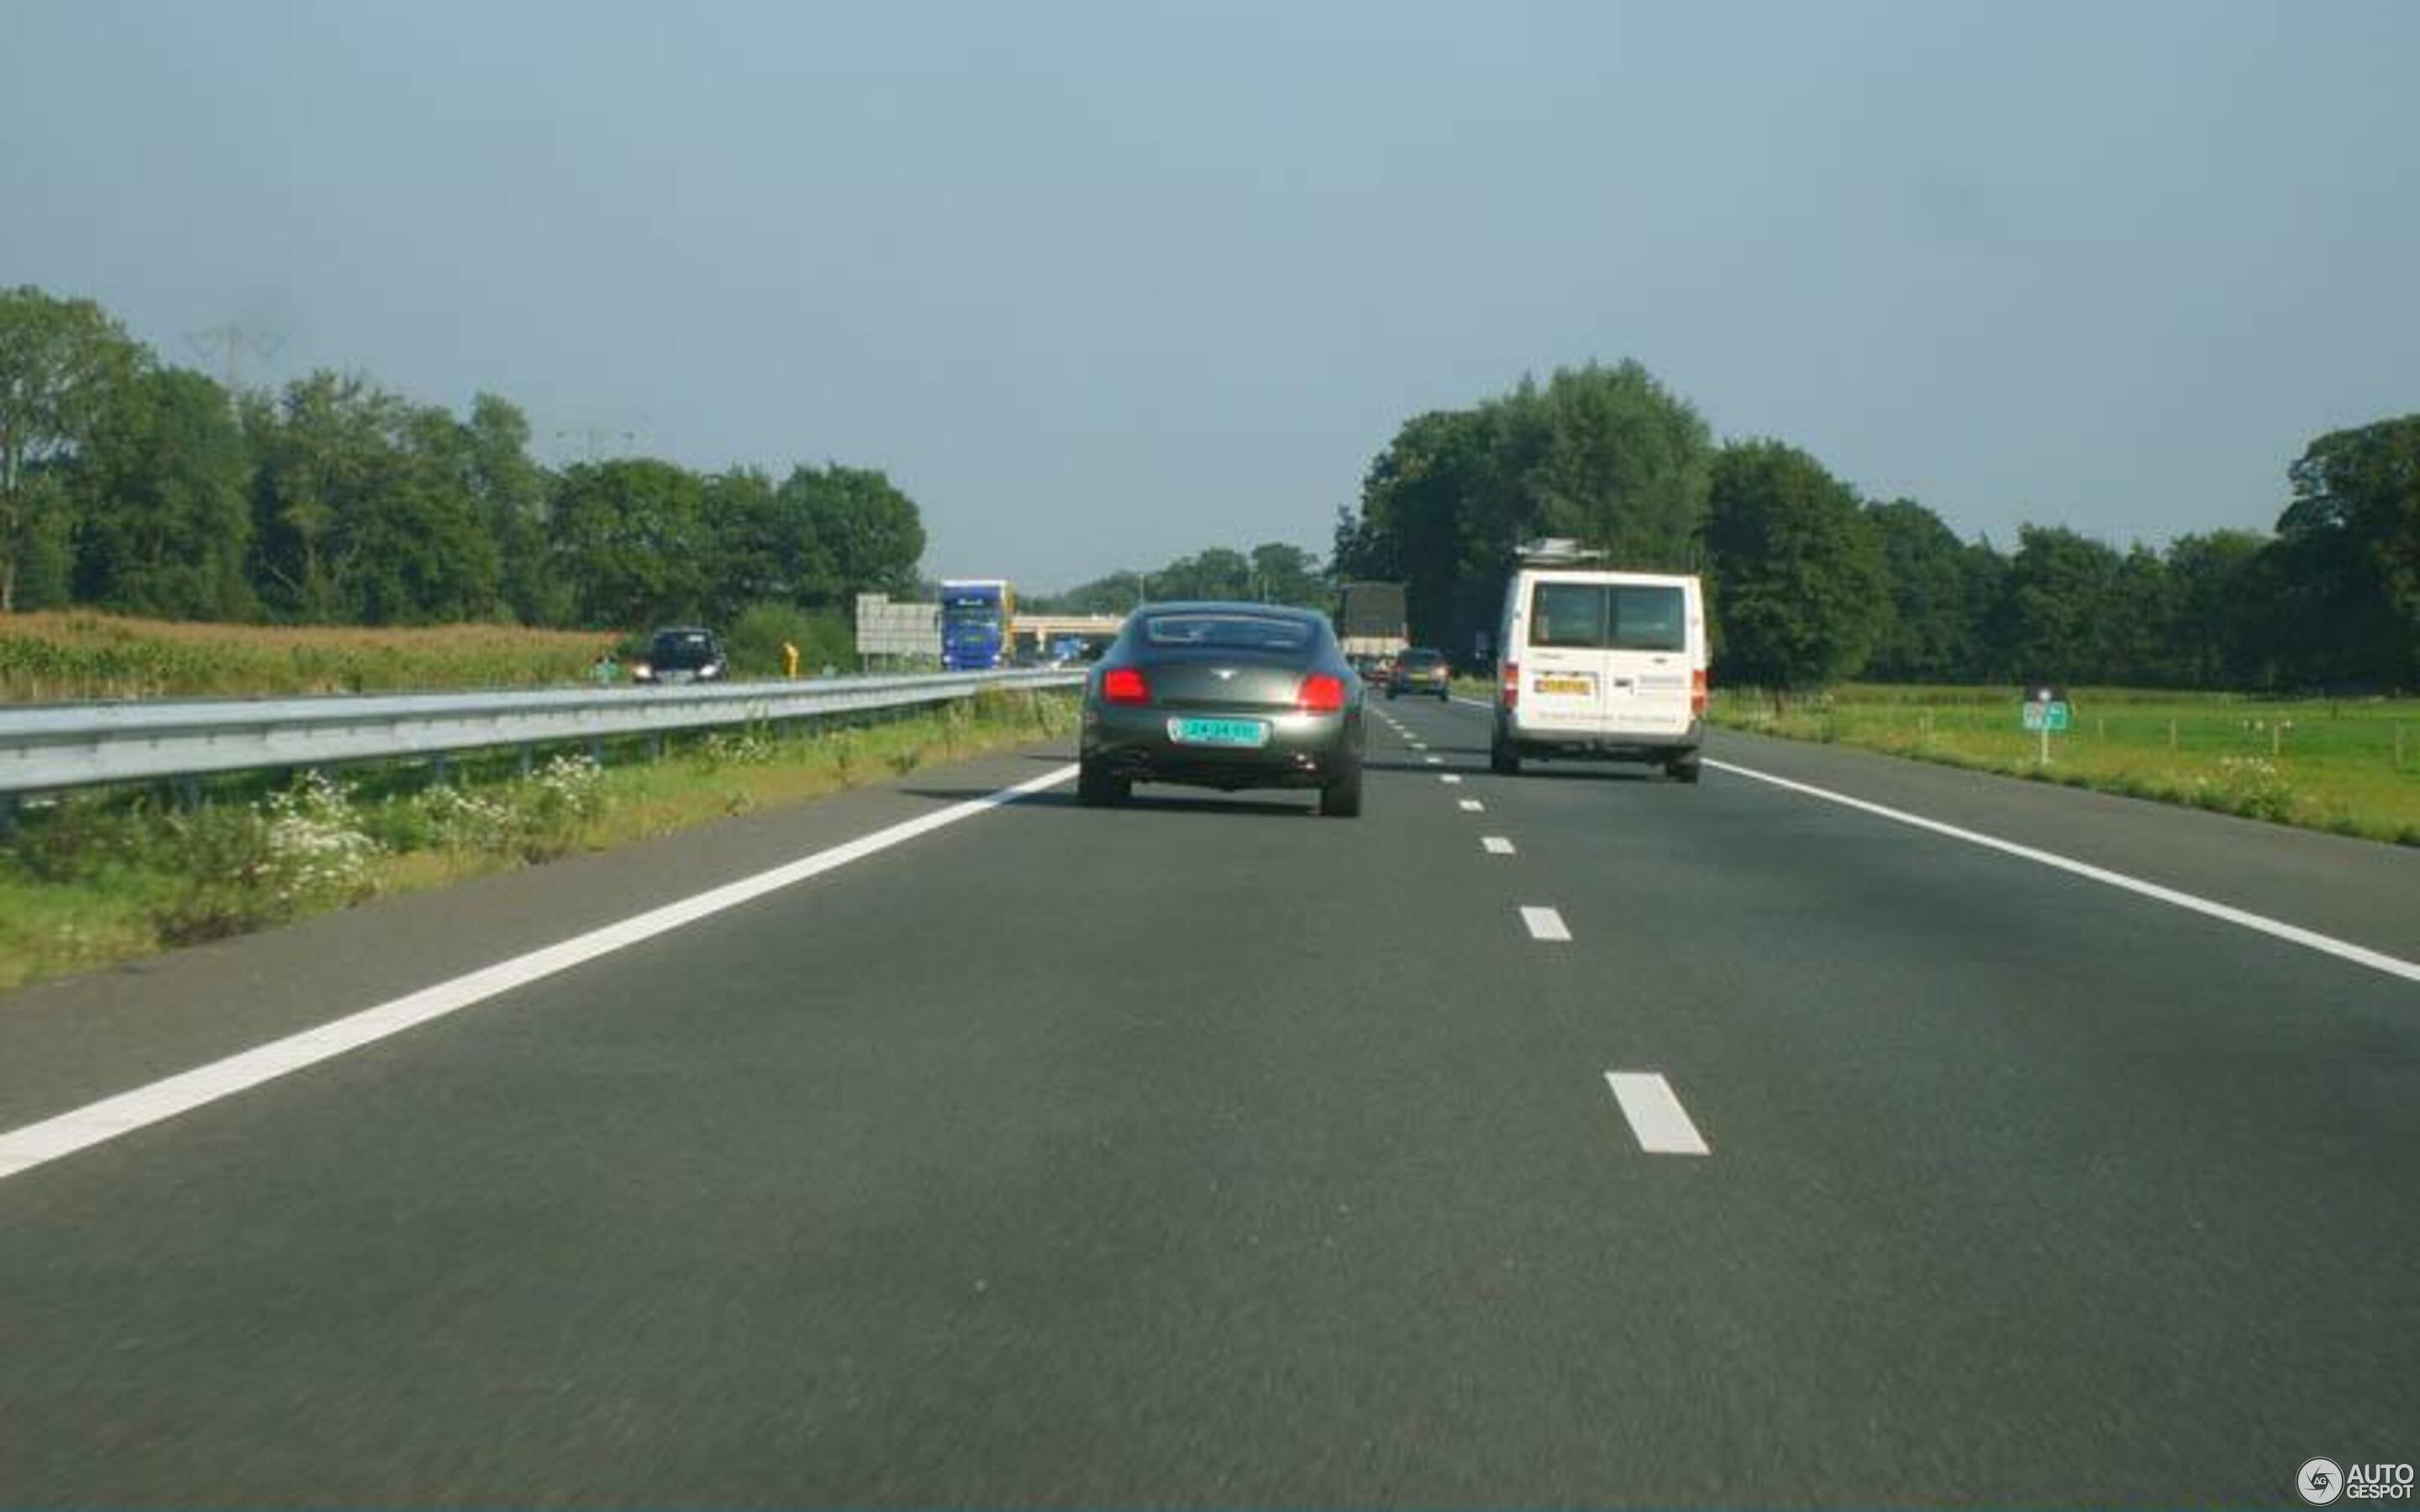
left=0, top=688, right=1076, bottom=993
left=0, top=612, right=611, bottom=701
left=0, top=609, right=864, bottom=701
left=1710, top=685, right=2420, bottom=845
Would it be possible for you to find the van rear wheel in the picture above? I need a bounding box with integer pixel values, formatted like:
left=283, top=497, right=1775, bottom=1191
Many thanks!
left=1666, top=754, right=1701, bottom=785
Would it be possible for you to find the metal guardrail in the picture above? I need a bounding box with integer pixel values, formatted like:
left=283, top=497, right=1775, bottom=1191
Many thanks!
left=0, top=669, right=1084, bottom=798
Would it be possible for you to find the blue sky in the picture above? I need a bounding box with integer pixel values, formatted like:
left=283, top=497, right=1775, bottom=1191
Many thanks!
left=5, top=0, right=2415, bottom=591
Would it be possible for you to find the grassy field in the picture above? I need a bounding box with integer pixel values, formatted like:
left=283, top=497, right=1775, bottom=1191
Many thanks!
left=0, top=689, right=1077, bottom=994
left=1709, top=684, right=2420, bottom=846
left=0, top=612, right=614, bottom=701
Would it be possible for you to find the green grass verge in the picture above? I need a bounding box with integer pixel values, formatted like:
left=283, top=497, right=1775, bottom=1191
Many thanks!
left=0, top=689, right=1077, bottom=995
left=1708, top=684, right=2420, bottom=846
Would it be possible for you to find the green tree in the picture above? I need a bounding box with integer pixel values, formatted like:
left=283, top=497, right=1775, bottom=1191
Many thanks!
left=1988, top=525, right=2125, bottom=685
left=462, top=393, right=562, bottom=626
left=245, top=372, right=393, bottom=620
left=1248, top=541, right=1327, bottom=606
left=717, top=466, right=830, bottom=615
left=246, top=373, right=498, bottom=623
left=0, top=286, right=145, bottom=611
left=1522, top=361, right=1712, bottom=568
left=346, top=404, right=501, bottom=623
left=1703, top=440, right=1891, bottom=696
left=2108, top=543, right=2176, bottom=685
left=2273, top=415, right=2420, bottom=687
left=72, top=365, right=256, bottom=620
left=781, top=464, right=924, bottom=601
left=2163, top=529, right=2267, bottom=688
left=1345, top=360, right=1711, bottom=658
left=1865, top=497, right=1981, bottom=681
left=547, top=459, right=713, bottom=629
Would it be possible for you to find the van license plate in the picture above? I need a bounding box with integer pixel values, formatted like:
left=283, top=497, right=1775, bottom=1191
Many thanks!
left=1168, top=717, right=1270, bottom=748
left=1535, top=675, right=1592, bottom=696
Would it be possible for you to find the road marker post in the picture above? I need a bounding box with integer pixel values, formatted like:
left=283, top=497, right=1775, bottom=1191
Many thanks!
left=2023, top=685, right=2070, bottom=766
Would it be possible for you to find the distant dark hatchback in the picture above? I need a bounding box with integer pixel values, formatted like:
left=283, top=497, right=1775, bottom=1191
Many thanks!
left=634, top=627, right=727, bottom=684
left=1079, top=602, right=1366, bottom=816
left=1386, top=647, right=1450, bottom=701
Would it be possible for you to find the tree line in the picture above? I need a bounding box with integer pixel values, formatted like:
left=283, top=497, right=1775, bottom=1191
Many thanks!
left=1026, top=542, right=1331, bottom=615
left=0, top=286, right=925, bottom=632
left=1332, top=360, right=2419, bottom=692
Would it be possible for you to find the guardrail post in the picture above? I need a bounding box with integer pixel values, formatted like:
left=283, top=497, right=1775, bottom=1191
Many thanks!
left=588, top=737, right=605, bottom=768
left=0, top=790, right=17, bottom=837
left=176, top=774, right=201, bottom=811
left=518, top=743, right=534, bottom=779
left=432, top=753, right=451, bottom=787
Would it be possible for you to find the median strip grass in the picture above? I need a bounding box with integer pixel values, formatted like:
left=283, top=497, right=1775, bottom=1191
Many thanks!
left=0, top=689, right=1077, bottom=995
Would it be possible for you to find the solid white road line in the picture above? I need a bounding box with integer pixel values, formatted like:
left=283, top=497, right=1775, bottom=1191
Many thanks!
left=0, top=763, right=1083, bottom=1184
left=1482, top=837, right=1517, bottom=855
left=1707, top=759, right=2420, bottom=985
left=1458, top=800, right=1485, bottom=812
left=1520, top=906, right=1571, bottom=942
left=1604, top=1072, right=1712, bottom=1156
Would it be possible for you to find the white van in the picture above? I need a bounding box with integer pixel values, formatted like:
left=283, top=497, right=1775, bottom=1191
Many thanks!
left=1490, top=559, right=1707, bottom=783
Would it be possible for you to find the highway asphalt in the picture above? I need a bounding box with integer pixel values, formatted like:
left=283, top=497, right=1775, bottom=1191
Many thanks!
left=1, top=695, right=2413, bottom=1504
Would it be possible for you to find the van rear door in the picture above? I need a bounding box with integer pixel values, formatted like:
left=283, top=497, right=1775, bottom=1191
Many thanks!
left=1519, top=579, right=1611, bottom=728
left=1597, top=582, right=1692, bottom=732
left=1521, top=578, right=1693, bottom=735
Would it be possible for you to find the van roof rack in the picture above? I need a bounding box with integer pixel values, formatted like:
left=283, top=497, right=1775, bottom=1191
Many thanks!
left=1516, top=537, right=1609, bottom=564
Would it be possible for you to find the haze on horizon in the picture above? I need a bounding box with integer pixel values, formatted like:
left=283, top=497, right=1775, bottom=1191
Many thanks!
left=4, top=0, right=2414, bottom=593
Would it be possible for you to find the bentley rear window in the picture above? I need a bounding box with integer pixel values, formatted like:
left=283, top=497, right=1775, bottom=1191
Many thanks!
left=1142, top=615, right=1312, bottom=651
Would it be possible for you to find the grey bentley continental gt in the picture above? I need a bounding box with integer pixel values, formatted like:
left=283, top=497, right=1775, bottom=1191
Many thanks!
left=1078, top=602, right=1366, bottom=816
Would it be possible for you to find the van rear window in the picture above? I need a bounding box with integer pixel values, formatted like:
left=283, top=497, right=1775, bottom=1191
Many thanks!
left=1528, top=583, right=1686, bottom=652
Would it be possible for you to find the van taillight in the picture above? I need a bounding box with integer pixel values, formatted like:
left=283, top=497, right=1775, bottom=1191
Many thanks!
left=1691, top=668, right=1708, bottom=717
left=1102, top=667, right=1150, bottom=706
left=1297, top=673, right=1346, bottom=713
left=1500, top=661, right=1519, bottom=711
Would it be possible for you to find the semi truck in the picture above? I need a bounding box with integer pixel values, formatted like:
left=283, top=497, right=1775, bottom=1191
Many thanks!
left=1336, top=580, right=1409, bottom=662
left=939, top=579, right=1014, bottom=670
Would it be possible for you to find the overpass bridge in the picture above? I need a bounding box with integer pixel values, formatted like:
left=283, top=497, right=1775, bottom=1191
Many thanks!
left=1009, top=612, right=1125, bottom=659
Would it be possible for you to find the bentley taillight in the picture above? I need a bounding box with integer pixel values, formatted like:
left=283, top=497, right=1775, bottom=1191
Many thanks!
left=1297, top=673, right=1347, bottom=714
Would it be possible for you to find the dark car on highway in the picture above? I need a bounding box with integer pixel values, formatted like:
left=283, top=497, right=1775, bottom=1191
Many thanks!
left=1079, top=602, right=1366, bottom=816
left=1386, top=647, right=1450, bottom=701
left=632, top=626, right=727, bottom=684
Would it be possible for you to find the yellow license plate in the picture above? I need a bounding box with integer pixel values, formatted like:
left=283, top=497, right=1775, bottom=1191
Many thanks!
left=1535, top=675, right=1592, bottom=696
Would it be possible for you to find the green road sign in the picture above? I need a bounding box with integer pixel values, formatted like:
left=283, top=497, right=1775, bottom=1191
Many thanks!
left=2023, top=700, right=2071, bottom=732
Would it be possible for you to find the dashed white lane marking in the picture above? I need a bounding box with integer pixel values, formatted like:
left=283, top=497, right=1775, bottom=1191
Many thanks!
left=1604, top=1072, right=1712, bottom=1156
left=1458, top=800, right=1485, bottom=812
left=1409, top=741, right=1427, bottom=750
left=1520, top=906, right=1571, bottom=942
left=0, top=763, right=1084, bottom=1184
left=1440, top=774, right=1463, bottom=785
left=1482, top=837, right=1517, bottom=855
left=1424, top=755, right=1443, bottom=765
left=1707, top=759, right=2420, bottom=984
